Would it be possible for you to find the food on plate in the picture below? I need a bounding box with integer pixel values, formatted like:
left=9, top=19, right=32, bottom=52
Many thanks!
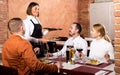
left=44, top=60, right=49, bottom=64
left=87, top=59, right=100, bottom=65
left=41, top=59, right=49, bottom=64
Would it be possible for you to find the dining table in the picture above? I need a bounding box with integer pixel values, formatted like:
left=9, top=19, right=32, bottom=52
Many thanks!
left=41, top=56, right=115, bottom=75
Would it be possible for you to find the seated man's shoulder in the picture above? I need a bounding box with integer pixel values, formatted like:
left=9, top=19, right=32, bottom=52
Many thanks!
left=17, top=36, right=30, bottom=45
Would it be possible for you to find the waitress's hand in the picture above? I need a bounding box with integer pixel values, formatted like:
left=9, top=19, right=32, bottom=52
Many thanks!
left=39, top=38, right=49, bottom=43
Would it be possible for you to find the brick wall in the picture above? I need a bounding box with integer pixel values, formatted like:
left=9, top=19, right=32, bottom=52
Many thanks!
left=114, top=0, right=120, bottom=74
left=0, top=0, right=8, bottom=44
left=78, top=0, right=92, bottom=37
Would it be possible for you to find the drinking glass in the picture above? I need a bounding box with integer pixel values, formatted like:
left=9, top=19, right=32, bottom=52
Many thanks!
left=44, top=49, right=49, bottom=60
left=76, top=48, right=83, bottom=58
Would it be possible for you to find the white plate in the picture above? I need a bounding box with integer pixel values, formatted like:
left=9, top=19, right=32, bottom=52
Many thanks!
left=86, top=59, right=102, bottom=65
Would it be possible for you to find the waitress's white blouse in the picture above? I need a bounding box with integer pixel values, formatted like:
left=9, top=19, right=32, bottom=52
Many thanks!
left=23, top=15, right=49, bottom=43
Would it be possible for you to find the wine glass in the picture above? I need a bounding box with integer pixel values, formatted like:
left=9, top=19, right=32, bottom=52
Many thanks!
left=75, top=46, right=83, bottom=57
left=76, top=48, right=83, bottom=53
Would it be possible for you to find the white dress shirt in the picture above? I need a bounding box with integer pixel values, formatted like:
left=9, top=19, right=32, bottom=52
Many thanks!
left=89, top=38, right=114, bottom=62
left=23, top=15, right=49, bottom=43
left=53, top=36, right=88, bottom=58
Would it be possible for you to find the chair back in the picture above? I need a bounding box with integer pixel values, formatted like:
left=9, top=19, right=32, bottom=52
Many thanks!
left=0, top=65, right=18, bottom=75
left=47, top=41, right=56, bottom=53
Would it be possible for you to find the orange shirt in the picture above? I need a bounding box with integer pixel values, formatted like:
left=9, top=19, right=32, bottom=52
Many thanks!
left=2, top=34, right=58, bottom=75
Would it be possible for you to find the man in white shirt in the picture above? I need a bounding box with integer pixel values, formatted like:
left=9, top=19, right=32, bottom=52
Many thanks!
left=48, top=22, right=88, bottom=58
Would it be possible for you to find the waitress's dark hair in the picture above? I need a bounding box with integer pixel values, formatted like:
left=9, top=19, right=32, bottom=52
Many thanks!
left=73, top=22, right=82, bottom=34
left=26, top=2, right=39, bottom=15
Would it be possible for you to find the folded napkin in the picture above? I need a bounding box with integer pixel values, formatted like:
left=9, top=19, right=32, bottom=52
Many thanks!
left=62, top=62, right=81, bottom=70
left=95, top=70, right=108, bottom=75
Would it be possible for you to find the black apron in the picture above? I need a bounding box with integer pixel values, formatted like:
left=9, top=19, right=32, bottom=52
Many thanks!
left=30, top=19, right=45, bottom=57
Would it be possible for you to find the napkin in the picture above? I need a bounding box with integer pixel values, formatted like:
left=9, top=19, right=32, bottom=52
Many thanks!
left=62, top=62, right=81, bottom=70
left=95, top=70, right=108, bottom=75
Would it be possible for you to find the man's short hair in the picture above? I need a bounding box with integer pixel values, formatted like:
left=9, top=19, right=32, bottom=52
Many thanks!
left=73, top=22, right=82, bottom=33
left=8, top=17, right=23, bottom=33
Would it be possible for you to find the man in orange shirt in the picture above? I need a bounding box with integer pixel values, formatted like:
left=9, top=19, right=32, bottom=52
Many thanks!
left=2, top=18, right=59, bottom=75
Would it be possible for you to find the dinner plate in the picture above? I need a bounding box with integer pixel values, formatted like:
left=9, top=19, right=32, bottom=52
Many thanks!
left=86, top=59, right=102, bottom=65
left=86, top=62, right=102, bottom=65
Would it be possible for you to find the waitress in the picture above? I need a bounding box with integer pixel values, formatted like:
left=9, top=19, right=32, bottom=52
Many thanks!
left=23, top=2, right=48, bottom=57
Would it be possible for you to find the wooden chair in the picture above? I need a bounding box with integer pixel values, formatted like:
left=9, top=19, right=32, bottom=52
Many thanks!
left=47, top=41, right=57, bottom=53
